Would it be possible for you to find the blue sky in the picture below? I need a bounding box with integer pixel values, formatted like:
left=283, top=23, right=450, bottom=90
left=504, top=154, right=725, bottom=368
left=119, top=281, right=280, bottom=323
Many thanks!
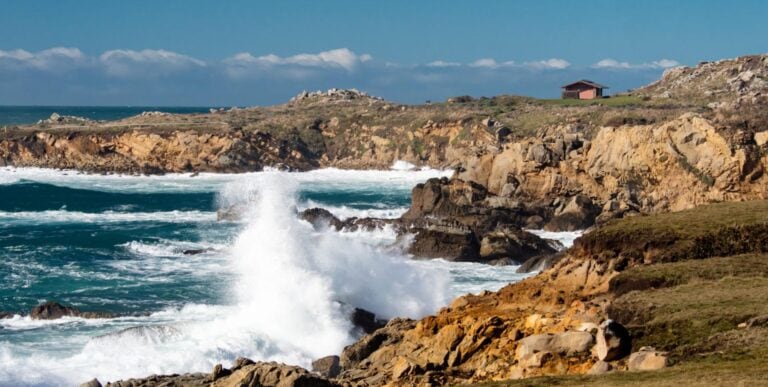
left=1, top=0, right=766, bottom=106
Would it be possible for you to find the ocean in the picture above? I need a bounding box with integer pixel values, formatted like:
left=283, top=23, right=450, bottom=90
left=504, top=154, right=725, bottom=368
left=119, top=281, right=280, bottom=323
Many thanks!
left=0, top=165, right=580, bottom=386
left=0, top=106, right=218, bottom=126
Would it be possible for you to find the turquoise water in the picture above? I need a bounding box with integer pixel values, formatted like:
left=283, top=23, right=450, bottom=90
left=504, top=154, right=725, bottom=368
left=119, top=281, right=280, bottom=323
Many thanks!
left=0, top=166, right=556, bottom=386
left=0, top=106, right=218, bottom=125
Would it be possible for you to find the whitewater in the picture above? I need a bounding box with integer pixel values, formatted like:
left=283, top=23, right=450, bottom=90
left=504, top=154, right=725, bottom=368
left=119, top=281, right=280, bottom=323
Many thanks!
left=0, top=165, right=579, bottom=386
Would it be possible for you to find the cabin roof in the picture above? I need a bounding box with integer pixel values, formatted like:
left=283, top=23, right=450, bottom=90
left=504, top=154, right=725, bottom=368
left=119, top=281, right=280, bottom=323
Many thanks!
left=561, top=80, right=609, bottom=89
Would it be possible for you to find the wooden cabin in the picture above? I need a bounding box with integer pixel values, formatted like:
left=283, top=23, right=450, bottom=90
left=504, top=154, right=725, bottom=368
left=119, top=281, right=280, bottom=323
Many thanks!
left=561, top=80, right=608, bottom=100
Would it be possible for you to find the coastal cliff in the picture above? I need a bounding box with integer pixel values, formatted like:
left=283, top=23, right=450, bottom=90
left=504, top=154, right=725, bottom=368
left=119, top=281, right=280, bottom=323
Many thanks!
left=9, top=54, right=768, bottom=386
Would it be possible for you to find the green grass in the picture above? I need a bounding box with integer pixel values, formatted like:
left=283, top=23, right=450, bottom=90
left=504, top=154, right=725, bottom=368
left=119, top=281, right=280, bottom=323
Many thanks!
left=536, top=95, right=644, bottom=107
left=575, top=200, right=768, bottom=265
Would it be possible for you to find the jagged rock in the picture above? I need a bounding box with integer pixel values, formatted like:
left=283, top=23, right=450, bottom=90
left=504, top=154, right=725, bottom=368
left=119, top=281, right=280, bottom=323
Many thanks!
left=628, top=347, right=668, bottom=371
left=340, top=318, right=415, bottom=370
left=350, top=308, right=387, bottom=334
left=595, top=319, right=632, bottom=361
left=407, top=228, right=480, bottom=262
left=545, top=195, right=600, bottom=231
left=105, top=361, right=336, bottom=387
left=210, top=363, right=231, bottom=381
left=312, top=356, right=341, bottom=378
left=516, top=251, right=566, bottom=273
left=300, top=207, right=343, bottom=230
left=29, top=301, right=115, bottom=320
left=79, top=379, right=102, bottom=387
left=402, top=177, right=488, bottom=220
left=30, top=301, right=82, bottom=320
left=478, top=227, right=557, bottom=264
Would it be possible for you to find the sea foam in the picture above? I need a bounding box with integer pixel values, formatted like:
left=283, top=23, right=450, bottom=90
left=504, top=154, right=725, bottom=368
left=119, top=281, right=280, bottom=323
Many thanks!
left=0, top=171, right=451, bottom=386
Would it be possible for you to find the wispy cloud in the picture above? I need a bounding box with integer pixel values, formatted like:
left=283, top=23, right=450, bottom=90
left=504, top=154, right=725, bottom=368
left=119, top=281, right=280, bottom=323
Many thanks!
left=426, top=60, right=461, bottom=68
left=224, top=48, right=371, bottom=71
left=99, top=49, right=206, bottom=77
left=0, top=47, right=87, bottom=71
left=525, top=58, right=571, bottom=69
left=0, top=46, right=682, bottom=105
left=593, top=58, right=680, bottom=69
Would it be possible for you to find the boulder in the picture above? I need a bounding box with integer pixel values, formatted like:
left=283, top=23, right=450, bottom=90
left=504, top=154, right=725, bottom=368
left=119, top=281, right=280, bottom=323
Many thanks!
left=478, top=227, right=557, bottom=264
left=515, top=331, right=594, bottom=359
left=628, top=347, right=668, bottom=371
left=407, top=228, right=480, bottom=262
left=587, top=360, right=612, bottom=375
left=545, top=195, right=600, bottom=231
left=312, top=355, right=341, bottom=378
left=595, top=320, right=632, bottom=361
left=402, top=177, right=487, bottom=220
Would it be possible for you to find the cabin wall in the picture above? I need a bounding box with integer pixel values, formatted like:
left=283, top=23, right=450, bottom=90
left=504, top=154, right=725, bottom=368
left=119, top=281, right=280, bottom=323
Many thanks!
left=579, top=88, right=597, bottom=99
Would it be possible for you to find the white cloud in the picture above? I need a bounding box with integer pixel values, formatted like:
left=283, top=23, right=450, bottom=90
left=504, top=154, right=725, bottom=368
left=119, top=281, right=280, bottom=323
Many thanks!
left=99, top=49, right=206, bottom=77
left=0, top=47, right=87, bottom=71
left=469, top=58, right=501, bottom=68
left=426, top=60, right=461, bottom=68
left=593, top=58, right=680, bottom=70
left=224, top=48, right=371, bottom=72
left=525, top=58, right=571, bottom=69
left=651, top=59, right=680, bottom=68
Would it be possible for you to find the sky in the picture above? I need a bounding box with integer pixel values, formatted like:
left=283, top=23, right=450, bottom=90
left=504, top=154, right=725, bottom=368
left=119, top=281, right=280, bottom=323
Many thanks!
left=0, top=0, right=766, bottom=106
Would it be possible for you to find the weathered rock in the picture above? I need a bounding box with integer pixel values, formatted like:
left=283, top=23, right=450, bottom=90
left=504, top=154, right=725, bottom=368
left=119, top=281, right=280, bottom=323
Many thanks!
left=340, top=318, right=415, bottom=369
left=312, top=355, right=341, bottom=378
left=29, top=301, right=116, bottom=320
left=104, top=361, right=337, bottom=387
left=30, top=301, right=81, bottom=320
left=300, top=207, right=343, bottom=230
left=350, top=307, right=386, bottom=334
left=407, top=227, right=480, bottom=262
left=595, top=319, right=632, bottom=361
left=587, top=360, right=612, bottom=375
left=210, top=363, right=231, bottom=381
left=516, top=251, right=566, bottom=273
left=628, top=347, right=668, bottom=371
left=79, top=378, right=102, bottom=387
left=402, top=177, right=488, bottom=220
left=515, top=331, right=595, bottom=359
left=545, top=195, right=600, bottom=231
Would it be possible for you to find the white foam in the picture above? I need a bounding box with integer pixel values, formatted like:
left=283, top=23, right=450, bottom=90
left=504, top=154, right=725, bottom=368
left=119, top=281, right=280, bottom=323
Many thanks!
left=0, top=172, right=452, bottom=386
left=300, top=200, right=409, bottom=220
left=390, top=160, right=417, bottom=171
left=0, top=166, right=451, bottom=194
left=0, top=210, right=217, bottom=225
left=526, top=229, right=583, bottom=249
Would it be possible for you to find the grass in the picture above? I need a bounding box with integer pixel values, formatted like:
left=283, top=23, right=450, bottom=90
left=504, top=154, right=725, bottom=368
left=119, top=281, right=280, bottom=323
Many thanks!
left=469, top=353, right=768, bottom=386
left=536, top=95, right=645, bottom=107
left=575, top=200, right=768, bottom=264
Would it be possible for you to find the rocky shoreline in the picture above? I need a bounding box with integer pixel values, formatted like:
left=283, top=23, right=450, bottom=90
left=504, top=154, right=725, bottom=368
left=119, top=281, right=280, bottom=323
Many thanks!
left=4, top=54, right=768, bottom=386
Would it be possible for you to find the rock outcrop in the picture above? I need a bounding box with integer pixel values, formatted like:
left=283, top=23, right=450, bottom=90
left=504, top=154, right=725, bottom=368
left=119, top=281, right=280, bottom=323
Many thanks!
left=104, top=359, right=338, bottom=387
left=29, top=301, right=115, bottom=320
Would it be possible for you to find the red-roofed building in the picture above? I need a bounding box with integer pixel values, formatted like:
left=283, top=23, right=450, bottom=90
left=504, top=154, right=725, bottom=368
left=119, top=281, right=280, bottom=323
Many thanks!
left=561, top=80, right=608, bottom=100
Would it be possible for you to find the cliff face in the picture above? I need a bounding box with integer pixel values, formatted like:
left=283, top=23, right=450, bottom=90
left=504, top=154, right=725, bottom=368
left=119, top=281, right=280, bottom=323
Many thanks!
left=0, top=128, right=318, bottom=173
left=457, top=112, right=768, bottom=221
